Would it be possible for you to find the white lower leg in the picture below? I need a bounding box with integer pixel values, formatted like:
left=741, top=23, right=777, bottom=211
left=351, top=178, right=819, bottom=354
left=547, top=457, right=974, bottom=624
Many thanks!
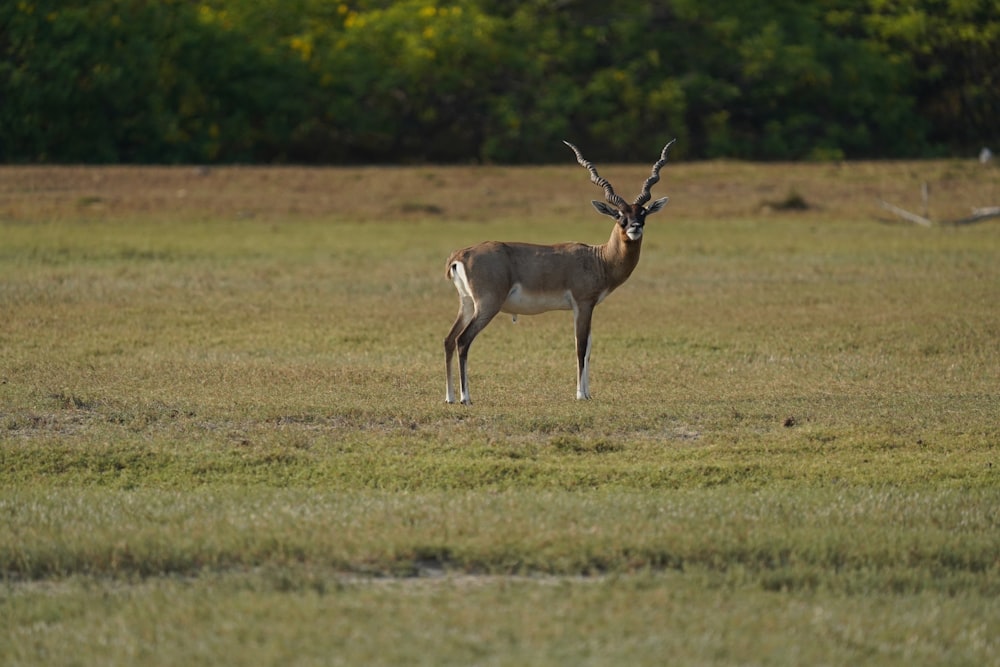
left=576, top=333, right=592, bottom=400
left=446, top=372, right=456, bottom=403
left=459, top=358, right=472, bottom=405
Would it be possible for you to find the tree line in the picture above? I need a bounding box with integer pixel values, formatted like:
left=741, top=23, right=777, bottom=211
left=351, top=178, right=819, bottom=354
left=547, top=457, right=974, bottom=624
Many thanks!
left=2, top=0, right=997, bottom=164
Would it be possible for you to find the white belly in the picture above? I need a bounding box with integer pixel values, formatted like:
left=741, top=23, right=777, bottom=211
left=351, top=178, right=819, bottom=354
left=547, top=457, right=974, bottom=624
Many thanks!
left=501, top=284, right=573, bottom=315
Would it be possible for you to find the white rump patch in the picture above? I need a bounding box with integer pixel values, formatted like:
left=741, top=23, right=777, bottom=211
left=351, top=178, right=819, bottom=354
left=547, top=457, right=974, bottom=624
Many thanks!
left=450, top=262, right=473, bottom=299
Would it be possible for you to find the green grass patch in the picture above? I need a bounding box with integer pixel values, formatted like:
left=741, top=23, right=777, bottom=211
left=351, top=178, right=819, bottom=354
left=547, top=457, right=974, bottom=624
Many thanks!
left=2, top=487, right=997, bottom=590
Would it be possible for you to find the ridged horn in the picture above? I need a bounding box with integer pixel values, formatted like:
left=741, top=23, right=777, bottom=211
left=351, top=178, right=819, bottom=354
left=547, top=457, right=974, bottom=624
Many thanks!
left=563, top=141, right=627, bottom=209
left=633, top=138, right=676, bottom=206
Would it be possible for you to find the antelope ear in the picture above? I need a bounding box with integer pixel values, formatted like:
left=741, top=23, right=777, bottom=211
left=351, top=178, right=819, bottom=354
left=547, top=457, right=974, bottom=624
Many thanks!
left=591, top=200, right=620, bottom=218
left=645, top=196, right=669, bottom=215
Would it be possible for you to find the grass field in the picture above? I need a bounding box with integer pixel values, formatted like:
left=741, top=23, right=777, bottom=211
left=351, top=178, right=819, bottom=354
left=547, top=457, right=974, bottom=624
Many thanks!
left=1, top=159, right=999, bottom=665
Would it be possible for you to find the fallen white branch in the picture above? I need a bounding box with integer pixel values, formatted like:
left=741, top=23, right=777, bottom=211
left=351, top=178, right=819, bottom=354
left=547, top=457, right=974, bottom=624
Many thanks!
left=878, top=200, right=1000, bottom=227
left=952, top=206, right=1000, bottom=225
left=878, top=199, right=933, bottom=227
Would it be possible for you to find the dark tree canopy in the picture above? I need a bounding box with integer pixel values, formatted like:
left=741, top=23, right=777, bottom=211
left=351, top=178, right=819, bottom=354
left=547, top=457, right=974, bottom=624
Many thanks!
left=2, top=0, right=997, bottom=163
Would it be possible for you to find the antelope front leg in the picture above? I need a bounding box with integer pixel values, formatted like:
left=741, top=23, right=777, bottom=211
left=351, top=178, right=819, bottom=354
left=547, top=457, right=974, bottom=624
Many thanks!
left=573, top=302, right=594, bottom=400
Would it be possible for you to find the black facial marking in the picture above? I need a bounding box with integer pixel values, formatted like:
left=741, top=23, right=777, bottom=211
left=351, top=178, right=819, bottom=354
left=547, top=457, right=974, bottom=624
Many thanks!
left=620, top=210, right=645, bottom=228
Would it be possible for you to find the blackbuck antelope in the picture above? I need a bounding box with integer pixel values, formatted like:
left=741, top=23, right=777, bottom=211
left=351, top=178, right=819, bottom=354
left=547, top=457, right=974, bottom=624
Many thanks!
left=444, top=139, right=676, bottom=404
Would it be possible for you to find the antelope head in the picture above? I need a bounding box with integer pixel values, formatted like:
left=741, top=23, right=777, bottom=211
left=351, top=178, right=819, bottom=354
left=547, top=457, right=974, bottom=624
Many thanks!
left=563, top=139, right=675, bottom=242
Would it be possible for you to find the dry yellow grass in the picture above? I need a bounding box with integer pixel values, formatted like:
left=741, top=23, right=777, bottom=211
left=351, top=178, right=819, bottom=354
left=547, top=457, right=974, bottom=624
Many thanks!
left=2, top=158, right=996, bottom=225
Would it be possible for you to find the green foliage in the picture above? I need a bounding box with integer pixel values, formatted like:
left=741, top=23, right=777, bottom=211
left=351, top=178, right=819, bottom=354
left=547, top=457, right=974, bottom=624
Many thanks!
left=866, top=0, right=1000, bottom=152
left=2, top=0, right=997, bottom=162
left=0, top=0, right=314, bottom=162
left=312, top=1, right=506, bottom=161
